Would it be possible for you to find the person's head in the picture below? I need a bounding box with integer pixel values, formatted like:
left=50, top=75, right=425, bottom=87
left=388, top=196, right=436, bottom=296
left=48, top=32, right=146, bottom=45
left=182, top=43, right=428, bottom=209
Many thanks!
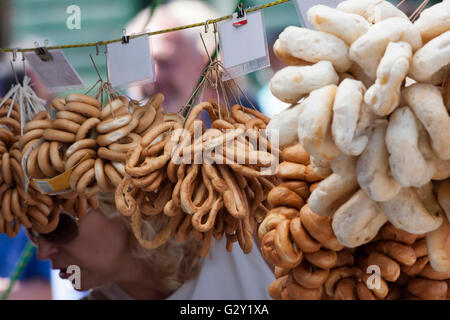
left=126, top=1, right=218, bottom=112
left=30, top=194, right=202, bottom=297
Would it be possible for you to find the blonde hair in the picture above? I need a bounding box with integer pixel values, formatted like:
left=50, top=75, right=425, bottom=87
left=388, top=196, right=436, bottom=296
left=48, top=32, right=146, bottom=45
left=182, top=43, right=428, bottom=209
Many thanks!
left=96, top=193, right=202, bottom=295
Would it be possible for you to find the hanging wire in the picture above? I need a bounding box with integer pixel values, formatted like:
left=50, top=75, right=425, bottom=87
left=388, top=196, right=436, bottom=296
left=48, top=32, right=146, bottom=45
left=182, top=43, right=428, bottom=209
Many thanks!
left=0, top=0, right=291, bottom=53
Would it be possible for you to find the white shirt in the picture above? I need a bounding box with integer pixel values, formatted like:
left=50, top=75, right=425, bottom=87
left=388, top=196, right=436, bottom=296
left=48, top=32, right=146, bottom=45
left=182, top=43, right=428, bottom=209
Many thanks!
left=88, top=237, right=275, bottom=300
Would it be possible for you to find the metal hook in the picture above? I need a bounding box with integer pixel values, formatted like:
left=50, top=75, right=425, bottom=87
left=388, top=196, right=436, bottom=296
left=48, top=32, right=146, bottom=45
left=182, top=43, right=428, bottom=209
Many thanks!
left=205, top=19, right=212, bottom=33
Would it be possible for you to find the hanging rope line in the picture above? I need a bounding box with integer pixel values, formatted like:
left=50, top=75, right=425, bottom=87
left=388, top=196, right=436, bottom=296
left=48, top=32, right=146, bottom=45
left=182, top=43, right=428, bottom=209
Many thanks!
left=0, top=0, right=291, bottom=53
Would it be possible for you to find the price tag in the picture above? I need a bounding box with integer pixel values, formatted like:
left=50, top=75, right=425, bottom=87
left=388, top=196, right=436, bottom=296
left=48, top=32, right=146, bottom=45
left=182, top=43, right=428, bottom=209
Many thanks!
left=294, top=0, right=344, bottom=29
left=24, top=49, right=85, bottom=93
left=218, top=11, right=270, bottom=81
left=106, top=34, right=155, bottom=89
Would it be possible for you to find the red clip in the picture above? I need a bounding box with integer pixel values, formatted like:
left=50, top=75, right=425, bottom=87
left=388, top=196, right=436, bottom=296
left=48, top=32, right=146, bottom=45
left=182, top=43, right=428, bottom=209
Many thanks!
left=232, top=19, right=248, bottom=27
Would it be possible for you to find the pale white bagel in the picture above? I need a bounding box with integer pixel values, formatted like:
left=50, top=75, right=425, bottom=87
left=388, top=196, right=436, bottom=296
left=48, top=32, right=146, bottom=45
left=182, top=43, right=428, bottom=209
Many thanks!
left=426, top=216, right=450, bottom=273
left=385, top=107, right=435, bottom=187
left=273, top=39, right=310, bottom=66
left=309, top=154, right=359, bottom=217
left=380, top=187, right=443, bottom=234
left=350, top=17, right=422, bottom=81
left=402, top=83, right=450, bottom=160
left=415, top=115, right=450, bottom=181
left=365, top=41, right=412, bottom=116
left=331, top=78, right=368, bottom=156
left=416, top=182, right=445, bottom=224
left=266, top=101, right=306, bottom=148
left=337, top=0, right=408, bottom=24
left=270, top=61, right=339, bottom=104
left=432, top=158, right=450, bottom=181
left=443, top=77, right=450, bottom=111
left=356, top=120, right=401, bottom=202
left=409, top=31, right=450, bottom=84
left=414, top=0, right=450, bottom=43
left=309, top=156, right=332, bottom=178
left=437, top=180, right=450, bottom=221
left=297, top=85, right=342, bottom=161
left=332, top=189, right=388, bottom=248
left=307, top=5, right=370, bottom=45
left=278, top=26, right=352, bottom=73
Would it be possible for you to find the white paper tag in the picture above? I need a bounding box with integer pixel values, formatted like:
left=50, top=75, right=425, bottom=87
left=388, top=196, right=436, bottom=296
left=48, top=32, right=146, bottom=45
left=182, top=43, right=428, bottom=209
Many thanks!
left=24, top=50, right=85, bottom=93
left=294, top=0, right=344, bottom=29
left=219, top=11, right=270, bottom=81
left=106, top=34, right=155, bottom=89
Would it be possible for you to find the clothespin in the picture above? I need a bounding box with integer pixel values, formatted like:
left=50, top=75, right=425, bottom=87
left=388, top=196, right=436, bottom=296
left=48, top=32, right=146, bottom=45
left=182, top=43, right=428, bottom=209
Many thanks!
left=95, top=42, right=101, bottom=56
left=233, top=3, right=247, bottom=27
left=34, top=40, right=53, bottom=62
left=121, top=28, right=130, bottom=44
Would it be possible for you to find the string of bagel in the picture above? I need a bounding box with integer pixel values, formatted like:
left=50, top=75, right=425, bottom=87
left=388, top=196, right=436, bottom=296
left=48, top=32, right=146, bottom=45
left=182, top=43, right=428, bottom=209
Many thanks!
left=262, top=0, right=450, bottom=300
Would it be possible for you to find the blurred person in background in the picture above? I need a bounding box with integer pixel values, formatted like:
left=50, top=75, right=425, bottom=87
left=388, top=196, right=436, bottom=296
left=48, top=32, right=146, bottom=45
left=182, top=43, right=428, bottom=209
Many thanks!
left=126, top=0, right=219, bottom=113
left=127, top=0, right=259, bottom=114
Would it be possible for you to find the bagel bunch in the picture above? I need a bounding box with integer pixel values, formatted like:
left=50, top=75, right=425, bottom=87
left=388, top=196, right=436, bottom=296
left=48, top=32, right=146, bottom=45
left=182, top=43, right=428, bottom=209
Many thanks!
left=94, top=93, right=166, bottom=191
left=259, top=143, right=352, bottom=299
left=0, top=89, right=166, bottom=237
left=115, top=100, right=280, bottom=256
left=0, top=99, right=58, bottom=237
left=269, top=221, right=450, bottom=300
left=20, top=93, right=104, bottom=222
left=17, top=92, right=166, bottom=230
left=266, top=0, right=450, bottom=286
left=262, top=143, right=450, bottom=299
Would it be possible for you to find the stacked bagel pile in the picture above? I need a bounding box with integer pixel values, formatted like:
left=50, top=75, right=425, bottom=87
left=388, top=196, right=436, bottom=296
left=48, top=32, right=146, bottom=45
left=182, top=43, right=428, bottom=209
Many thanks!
left=115, top=100, right=279, bottom=256
left=263, top=147, right=449, bottom=300
left=269, top=221, right=450, bottom=300
left=264, top=0, right=450, bottom=299
left=0, top=100, right=57, bottom=237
